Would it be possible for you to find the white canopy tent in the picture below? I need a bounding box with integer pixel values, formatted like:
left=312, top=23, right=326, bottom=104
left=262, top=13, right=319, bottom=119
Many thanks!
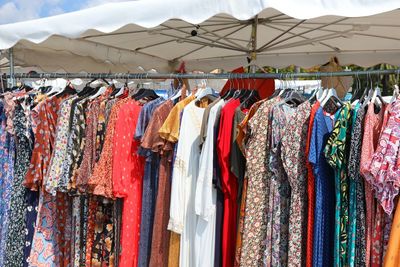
left=0, top=0, right=400, bottom=73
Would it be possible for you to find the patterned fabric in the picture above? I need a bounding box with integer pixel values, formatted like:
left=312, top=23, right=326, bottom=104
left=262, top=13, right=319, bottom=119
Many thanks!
left=70, top=100, right=91, bottom=191
left=89, top=98, right=129, bottom=198
left=369, top=99, right=400, bottom=215
left=24, top=190, right=39, bottom=267
left=240, top=97, right=279, bottom=267
left=265, top=103, right=293, bottom=267
left=75, top=100, right=101, bottom=193
left=324, top=103, right=352, bottom=267
left=234, top=101, right=264, bottom=267
left=281, top=101, right=311, bottom=267
left=112, top=99, right=145, bottom=267
left=3, top=92, right=16, bottom=134
left=27, top=95, right=71, bottom=267
left=4, top=104, right=33, bottom=267
left=25, top=95, right=69, bottom=190
left=90, top=197, right=115, bottom=267
left=371, top=205, right=384, bottom=266
left=44, top=96, right=75, bottom=195
left=0, top=100, right=16, bottom=267
left=70, top=196, right=81, bottom=267
left=96, top=98, right=113, bottom=161
left=359, top=102, right=386, bottom=267
left=85, top=197, right=98, bottom=266
left=235, top=175, right=248, bottom=267
left=62, top=98, right=90, bottom=193
left=347, top=104, right=366, bottom=267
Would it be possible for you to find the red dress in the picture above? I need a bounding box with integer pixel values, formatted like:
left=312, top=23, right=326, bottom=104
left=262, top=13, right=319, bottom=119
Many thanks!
left=217, top=98, right=241, bottom=267
left=305, top=101, right=320, bottom=267
left=112, top=100, right=145, bottom=267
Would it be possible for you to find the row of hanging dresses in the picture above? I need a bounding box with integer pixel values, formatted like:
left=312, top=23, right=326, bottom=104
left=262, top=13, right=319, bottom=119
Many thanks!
left=24, top=86, right=146, bottom=267
left=236, top=90, right=400, bottom=267
left=2, top=80, right=400, bottom=267
left=0, top=85, right=147, bottom=267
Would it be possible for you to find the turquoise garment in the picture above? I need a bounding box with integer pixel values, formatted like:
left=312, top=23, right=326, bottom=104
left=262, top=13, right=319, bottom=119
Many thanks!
left=347, top=103, right=360, bottom=267
left=324, top=103, right=352, bottom=267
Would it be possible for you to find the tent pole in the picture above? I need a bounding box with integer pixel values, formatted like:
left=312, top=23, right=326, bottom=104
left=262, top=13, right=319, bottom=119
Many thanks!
left=249, top=15, right=258, bottom=73
left=9, top=48, right=15, bottom=87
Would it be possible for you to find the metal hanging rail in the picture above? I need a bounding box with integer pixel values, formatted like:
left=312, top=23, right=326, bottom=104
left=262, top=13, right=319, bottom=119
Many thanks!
left=4, top=69, right=400, bottom=80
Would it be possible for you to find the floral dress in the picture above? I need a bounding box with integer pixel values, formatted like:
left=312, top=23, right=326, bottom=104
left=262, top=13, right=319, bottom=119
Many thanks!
left=281, top=101, right=311, bottom=267
left=239, top=97, right=279, bottom=267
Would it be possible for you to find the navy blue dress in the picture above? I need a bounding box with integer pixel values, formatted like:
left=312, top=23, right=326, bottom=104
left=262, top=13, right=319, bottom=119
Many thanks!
left=308, top=107, right=336, bottom=267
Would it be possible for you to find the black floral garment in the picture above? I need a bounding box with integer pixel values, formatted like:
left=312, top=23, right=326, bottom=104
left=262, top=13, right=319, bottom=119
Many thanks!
left=347, top=105, right=367, bottom=266
left=4, top=103, right=33, bottom=267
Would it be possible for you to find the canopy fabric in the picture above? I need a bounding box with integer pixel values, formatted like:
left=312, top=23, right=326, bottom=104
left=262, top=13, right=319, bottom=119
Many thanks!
left=0, top=0, right=400, bottom=72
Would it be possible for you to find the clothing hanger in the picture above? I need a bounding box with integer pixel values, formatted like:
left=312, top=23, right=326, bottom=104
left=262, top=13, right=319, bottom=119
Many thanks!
left=221, top=73, right=235, bottom=100
left=195, top=79, right=208, bottom=97
left=196, top=86, right=215, bottom=101
left=170, top=78, right=183, bottom=101
left=89, top=85, right=108, bottom=99
left=361, top=72, right=375, bottom=107
left=371, top=78, right=383, bottom=108
left=232, top=75, right=248, bottom=100
left=280, top=73, right=294, bottom=98
left=134, top=77, right=159, bottom=101
left=321, top=72, right=342, bottom=108
left=389, top=71, right=400, bottom=104
left=241, top=88, right=260, bottom=109
left=315, top=77, right=324, bottom=102
left=269, top=73, right=282, bottom=99
left=351, top=73, right=362, bottom=105
left=55, top=83, right=76, bottom=98
left=171, top=86, right=183, bottom=101
left=45, top=78, right=63, bottom=96
left=283, top=75, right=305, bottom=106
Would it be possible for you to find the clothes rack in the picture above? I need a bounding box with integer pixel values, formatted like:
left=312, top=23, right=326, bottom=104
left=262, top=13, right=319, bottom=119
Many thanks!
left=3, top=68, right=400, bottom=80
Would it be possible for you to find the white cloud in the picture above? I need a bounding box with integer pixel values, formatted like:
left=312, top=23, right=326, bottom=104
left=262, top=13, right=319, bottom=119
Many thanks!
left=0, top=0, right=137, bottom=25
left=0, top=0, right=64, bottom=24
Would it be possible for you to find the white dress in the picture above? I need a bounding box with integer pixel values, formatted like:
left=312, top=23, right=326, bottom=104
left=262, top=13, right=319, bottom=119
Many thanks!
left=168, top=101, right=205, bottom=267
left=195, top=99, right=225, bottom=267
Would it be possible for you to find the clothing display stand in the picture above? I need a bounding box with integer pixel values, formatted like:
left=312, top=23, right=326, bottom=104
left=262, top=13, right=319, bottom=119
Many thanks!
left=4, top=69, right=400, bottom=81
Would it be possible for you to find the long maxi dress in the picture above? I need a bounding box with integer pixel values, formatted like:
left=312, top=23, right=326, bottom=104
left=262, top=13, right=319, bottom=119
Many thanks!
left=168, top=101, right=207, bottom=267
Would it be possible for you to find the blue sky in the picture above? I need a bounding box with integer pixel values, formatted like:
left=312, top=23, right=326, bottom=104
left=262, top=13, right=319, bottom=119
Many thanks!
left=0, top=0, right=132, bottom=24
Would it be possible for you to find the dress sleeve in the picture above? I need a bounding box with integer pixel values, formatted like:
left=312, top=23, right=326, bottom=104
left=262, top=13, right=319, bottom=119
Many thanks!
left=159, top=107, right=180, bottom=143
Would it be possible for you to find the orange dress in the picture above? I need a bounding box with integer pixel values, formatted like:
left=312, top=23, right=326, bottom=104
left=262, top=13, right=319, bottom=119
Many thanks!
left=384, top=200, right=400, bottom=267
